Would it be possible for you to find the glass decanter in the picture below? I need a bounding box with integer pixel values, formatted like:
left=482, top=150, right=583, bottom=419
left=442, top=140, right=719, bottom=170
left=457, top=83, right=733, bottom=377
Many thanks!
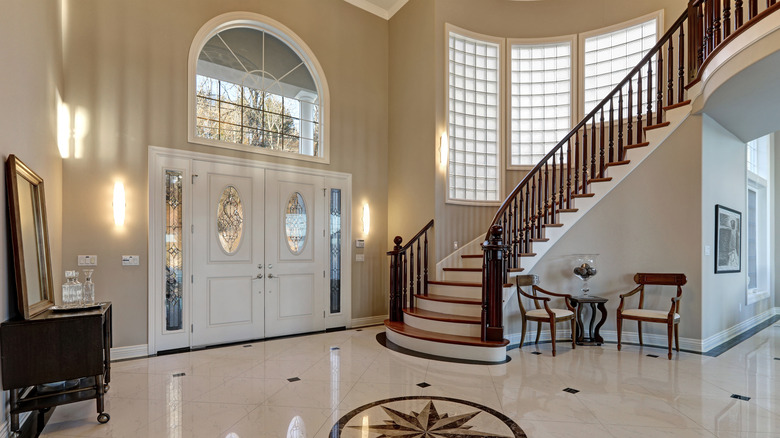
left=62, top=270, right=83, bottom=307
left=83, top=269, right=95, bottom=305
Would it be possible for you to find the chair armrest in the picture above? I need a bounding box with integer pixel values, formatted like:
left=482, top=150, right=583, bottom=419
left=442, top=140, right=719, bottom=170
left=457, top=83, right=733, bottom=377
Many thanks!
left=516, top=287, right=551, bottom=302
left=533, top=285, right=572, bottom=299
left=617, top=285, right=643, bottom=314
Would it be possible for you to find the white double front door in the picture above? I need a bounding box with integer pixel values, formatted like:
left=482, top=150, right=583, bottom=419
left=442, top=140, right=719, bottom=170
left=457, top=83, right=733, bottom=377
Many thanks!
left=189, top=160, right=343, bottom=347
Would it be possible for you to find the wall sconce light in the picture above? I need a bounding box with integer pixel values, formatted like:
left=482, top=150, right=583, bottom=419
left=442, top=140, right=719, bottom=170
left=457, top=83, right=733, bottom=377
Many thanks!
left=439, top=133, right=448, bottom=166
left=362, top=203, right=370, bottom=235
left=113, top=182, right=125, bottom=226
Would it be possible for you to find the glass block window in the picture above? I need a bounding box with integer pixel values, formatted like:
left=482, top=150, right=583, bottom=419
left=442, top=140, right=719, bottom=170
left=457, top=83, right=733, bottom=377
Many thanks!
left=510, top=40, right=572, bottom=166
left=583, top=18, right=657, bottom=114
left=746, top=135, right=769, bottom=178
left=448, top=31, right=501, bottom=202
left=329, top=189, right=342, bottom=314
left=164, top=170, right=183, bottom=331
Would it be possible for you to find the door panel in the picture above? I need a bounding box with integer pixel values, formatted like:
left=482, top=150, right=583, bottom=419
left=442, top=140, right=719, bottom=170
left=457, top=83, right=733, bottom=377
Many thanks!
left=192, top=161, right=264, bottom=346
left=265, top=171, right=326, bottom=337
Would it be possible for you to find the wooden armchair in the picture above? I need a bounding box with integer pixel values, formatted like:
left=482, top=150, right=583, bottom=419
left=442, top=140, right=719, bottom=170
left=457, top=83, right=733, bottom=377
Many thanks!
left=617, top=273, right=687, bottom=359
left=515, top=275, right=576, bottom=356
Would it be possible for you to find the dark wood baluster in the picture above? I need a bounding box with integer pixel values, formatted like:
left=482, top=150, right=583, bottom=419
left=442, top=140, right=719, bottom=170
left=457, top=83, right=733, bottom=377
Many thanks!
left=590, top=120, right=597, bottom=182
left=637, top=71, right=644, bottom=140
left=770, top=0, right=777, bottom=7
left=512, top=198, right=518, bottom=268
left=530, top=176, right=538, bottom=238
left=416, top=240, right=421, bottom=298
left=618, top=89, right=624, bottom=159
left=423, top=231, right=429, bottom=296
left=749, top=0, right=757, bottom=19
left=735, top=0, right=744, bottom=27
left=558, top=138, right=571, bottom=208
left=543, top=163, right=550, bottom=225
left=627, top=79, right=634, bottom=145
left=409, top=244, right=415, bottom=299
left=559, top=143, right=565, bottom=209
left=713, top=0, right=722, bottom=47
left=574, top=131, right=581, bottom=196
left=599, top=108, right=605, bottom=177
left=647, top=60, right=654, bottom=128
left=678, top=26, right=685, bottom=103
left=536, top=172, right=543, bottom=236
left=723, top=0, right=732, bottom=38
left=698, top=2, right=706, bottom=68
left=667, top=36, right=674, bottom=107
left=402, top=252, right=407, bottom=311
left=656, top=50, right=664, bottom=125
left=502, top=213, right=508, bottom=267
left=705, top=0, right=713, bottom=56
left=608, top=99, right=614, bottom=163
left=566, top=139, right=572, bottom=208
left=523, top=184, right=530, bottom=252
left=550, top=155, right=557, bottom=223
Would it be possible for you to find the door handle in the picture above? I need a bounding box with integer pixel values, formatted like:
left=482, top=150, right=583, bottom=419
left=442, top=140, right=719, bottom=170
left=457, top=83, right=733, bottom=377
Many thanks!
left=268, top=273, right=277, bottom=279
left=255, top=273, right=263, bottom=279
left=257, top=264, right=263, bottom=269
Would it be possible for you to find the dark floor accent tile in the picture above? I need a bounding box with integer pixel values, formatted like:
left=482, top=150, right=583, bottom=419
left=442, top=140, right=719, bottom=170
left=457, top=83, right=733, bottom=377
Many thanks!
left=356, top=329, right=363, bottom=331
left=646, top=354, right=659, bottom=358
left=416, top=382, right=431, bottom=388
left=562, top=388, right=580, bottom=394
left=243, top=344, right=252, bottom=348
left=287, top=377, right=301, bottom=382
left=774, top=357, right=780, bottom=361
left=331, top=347, right=340, bottom=351
left=172, top=372, right=185, bottom=377
left=531, top=352, right=542, bottom=355
left=731, top=394, right=750, bottom=401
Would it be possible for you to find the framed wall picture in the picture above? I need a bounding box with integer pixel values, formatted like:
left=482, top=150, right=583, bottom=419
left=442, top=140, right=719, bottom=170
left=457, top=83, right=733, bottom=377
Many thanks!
left=715, top=204, right=741, bottom=274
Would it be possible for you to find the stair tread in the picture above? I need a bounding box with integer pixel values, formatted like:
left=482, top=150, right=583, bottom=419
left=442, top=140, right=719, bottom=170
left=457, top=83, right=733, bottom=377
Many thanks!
left=530, top=237, right=550, bottom=242
left=571, top=193, right=595, bottom=198
left=429, top=280, right=483, bottom=288
left=542, top=223, right=563, bottom=228
left=644, top=121, right=671, bottom=131
left=604, top=160, right=630, bottom=168
left=414, top=293, right=481, bottom=305
left=461, top=254, right=482, bottom=259
left=624, top=142, right=650, bottom=150
left=385, top=320, right=509, bottom=347
left=588, top=177, right=612, bottom=183
left=663, top=100, right=691, bottom=111
left=442, top=267, right=481, bottom=272
left=402, top=308, right=481, bottom=324
left=558, top=209, right=578, bottom=213
left=508, top=267, right=525, bottom=272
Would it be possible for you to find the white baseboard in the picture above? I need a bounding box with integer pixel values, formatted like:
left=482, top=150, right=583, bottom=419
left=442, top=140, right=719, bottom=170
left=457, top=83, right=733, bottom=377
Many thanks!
left=506, top=307, right=780, bottom=353
left=351, top=315, right=386, bottom=328
left=111, top=344, right=149, bottom=361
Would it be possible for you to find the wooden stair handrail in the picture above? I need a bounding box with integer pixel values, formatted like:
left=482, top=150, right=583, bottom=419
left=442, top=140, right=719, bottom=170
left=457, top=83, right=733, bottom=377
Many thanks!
left=387, top=220, right=434, bottom=323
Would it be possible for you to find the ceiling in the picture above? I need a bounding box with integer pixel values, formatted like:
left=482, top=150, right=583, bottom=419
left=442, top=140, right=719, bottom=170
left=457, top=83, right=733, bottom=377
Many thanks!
left=343, top=0, right=546, bottom=20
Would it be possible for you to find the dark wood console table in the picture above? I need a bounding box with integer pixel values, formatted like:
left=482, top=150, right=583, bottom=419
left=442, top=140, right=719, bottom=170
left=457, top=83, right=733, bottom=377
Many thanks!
left=0, top=302, right=112, bottom=432
left=569, top=295, right=607, bottom=346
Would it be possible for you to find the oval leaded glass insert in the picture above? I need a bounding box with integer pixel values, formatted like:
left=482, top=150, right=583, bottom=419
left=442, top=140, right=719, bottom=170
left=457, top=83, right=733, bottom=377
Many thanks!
left=285, top=192, right=307, bottom=254
left=217, top=185, right=244, bottom=254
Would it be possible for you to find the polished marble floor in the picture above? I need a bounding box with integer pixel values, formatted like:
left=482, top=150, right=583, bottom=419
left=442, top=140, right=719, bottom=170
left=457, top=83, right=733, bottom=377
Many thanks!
left=39, top=322, right=780, bottom=437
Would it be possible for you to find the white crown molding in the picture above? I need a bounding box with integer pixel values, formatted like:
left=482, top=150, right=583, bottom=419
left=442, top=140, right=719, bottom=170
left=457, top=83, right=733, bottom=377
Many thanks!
left=343, top=0, right=409, bottom=20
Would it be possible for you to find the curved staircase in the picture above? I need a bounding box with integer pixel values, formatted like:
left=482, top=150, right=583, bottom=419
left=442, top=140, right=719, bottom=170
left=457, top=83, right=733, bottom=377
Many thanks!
left=384, top=0, right=780, bottom=363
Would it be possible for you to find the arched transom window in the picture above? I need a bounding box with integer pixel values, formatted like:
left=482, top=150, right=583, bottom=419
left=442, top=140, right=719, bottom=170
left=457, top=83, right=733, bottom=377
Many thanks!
left=189, top=13, right=329, bottom=163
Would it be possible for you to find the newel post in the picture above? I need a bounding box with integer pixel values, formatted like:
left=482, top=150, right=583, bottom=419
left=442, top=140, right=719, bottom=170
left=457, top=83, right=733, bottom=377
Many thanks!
left=389, top=236, right=404, bottom=322
left=481, top=225, right=508, bottom=342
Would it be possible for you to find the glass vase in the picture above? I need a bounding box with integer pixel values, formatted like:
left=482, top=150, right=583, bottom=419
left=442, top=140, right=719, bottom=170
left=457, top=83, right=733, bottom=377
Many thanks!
left=572, top=254, right=598, bottom=296
left=83, top=269, right=95, bottom=305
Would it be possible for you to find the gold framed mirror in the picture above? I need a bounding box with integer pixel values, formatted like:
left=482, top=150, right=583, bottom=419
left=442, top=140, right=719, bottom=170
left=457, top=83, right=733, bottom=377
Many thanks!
left=6, top=155, right=54, bottom=318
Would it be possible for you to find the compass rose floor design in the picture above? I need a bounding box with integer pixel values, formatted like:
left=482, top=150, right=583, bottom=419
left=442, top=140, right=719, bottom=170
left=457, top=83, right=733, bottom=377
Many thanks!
left=329, top=396, right=525, bottom=437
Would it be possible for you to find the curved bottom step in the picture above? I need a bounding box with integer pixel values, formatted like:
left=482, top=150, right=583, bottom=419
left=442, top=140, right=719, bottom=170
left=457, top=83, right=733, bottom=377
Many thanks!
left=384, top=320, right=508, bottom=363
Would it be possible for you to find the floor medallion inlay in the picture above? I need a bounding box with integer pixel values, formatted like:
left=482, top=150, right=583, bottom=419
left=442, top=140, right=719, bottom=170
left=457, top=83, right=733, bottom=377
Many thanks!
left=328, top=396, right=526, bottom=437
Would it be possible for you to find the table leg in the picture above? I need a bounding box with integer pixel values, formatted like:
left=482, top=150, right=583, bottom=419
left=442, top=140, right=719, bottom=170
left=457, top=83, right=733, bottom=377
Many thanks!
left=575, top=303, right=585, bottom=344
left=588, top=303, right=597, bottom=340
left=594, top=302, right=608, bottom=344
left=10, top=388, right=19, bottom=432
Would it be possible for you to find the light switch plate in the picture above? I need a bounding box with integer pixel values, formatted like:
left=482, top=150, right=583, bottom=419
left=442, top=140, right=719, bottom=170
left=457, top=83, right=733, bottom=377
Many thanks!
left=122, top=255, right=140, bottom=266
left=78, top=255, right=98, bottom=266
left=355, top=254, right=365, bottom=262
left=355, top=240, right=365, bottom=248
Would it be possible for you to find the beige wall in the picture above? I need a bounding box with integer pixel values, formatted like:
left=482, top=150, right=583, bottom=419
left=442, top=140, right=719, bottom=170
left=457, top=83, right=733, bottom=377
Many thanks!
left=61, top=0, right=389, bottom=347
left=0, top=0, right=64, bottom=423
left=525, top=115, right=704, bottom=339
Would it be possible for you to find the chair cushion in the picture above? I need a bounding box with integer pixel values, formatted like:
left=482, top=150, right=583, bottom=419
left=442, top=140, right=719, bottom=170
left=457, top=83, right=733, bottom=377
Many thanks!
left=526, top=308, right=573, bottom=319
left=622, top=309, right=680, bottom=320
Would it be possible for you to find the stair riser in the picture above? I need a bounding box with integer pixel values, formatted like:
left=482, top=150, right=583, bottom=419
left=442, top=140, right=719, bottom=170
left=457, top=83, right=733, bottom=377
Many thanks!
left=429, top=283, right=482, bottom=299
left=442, top=270, right=482, bottom=282
left=404, top=314, right=481, bottom=337
left=416, top=299, right=481, bottom=318
left=460, top=257, right=482, bottom=269
left=386, top=329, right=506, bottom=363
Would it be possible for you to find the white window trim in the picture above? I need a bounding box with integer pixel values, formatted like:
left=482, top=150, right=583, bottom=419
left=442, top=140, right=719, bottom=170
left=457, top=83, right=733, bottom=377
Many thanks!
left=445, top=24, right=505, bottom=207
left=745, top=135, right=772, bottom=305
left=577, top=10, right=664, bottom=122
left=187, top=12, right=331, bottom=164
left=506, top=34, right=577, bottom=171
